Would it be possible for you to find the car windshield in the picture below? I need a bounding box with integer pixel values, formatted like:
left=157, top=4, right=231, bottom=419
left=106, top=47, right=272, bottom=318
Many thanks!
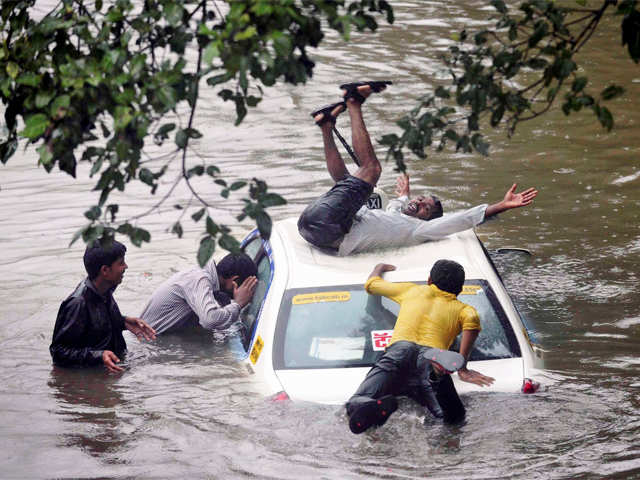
left=273, top=280, right=521, bottom=370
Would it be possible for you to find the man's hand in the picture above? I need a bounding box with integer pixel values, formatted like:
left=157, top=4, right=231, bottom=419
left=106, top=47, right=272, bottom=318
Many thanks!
left=233, top=276, right=258, bottom=308
left=395, top=174, right=410, bottom=198
left=102, top=350, right=124, bottom=373
left=485, top=183, right=538, bottom=217
left=457, top=367, right=495, bottom=387
left=501, top=183, right=538, bottom=209
left=125, top=317, right=157, bottom=341
left=368, top=263, right=396, bottom=279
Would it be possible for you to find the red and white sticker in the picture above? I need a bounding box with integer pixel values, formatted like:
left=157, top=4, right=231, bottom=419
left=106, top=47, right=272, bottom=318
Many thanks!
left=371, top=330, right=394, bottom=351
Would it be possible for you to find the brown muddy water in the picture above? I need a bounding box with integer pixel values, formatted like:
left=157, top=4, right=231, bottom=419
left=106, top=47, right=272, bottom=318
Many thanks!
left=1, top=1, right=639, bottom=479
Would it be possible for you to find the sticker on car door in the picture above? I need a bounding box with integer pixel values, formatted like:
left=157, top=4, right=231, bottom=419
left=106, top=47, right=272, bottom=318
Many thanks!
left=250, top=335, right=264, bottom=364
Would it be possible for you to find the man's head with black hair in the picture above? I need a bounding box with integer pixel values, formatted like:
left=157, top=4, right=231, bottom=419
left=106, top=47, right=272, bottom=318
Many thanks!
left=402, top=195, right=443, bottom=221
left=83, top=240, right=127, bottom=281
left=216, top=253, right=258, bottom=294
left=429, top=259, right=465, bottom=296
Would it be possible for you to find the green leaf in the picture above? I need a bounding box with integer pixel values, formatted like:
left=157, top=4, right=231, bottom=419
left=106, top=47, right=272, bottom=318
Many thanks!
left=206, top=165, right=220, bottom=176
left=260, top=192, right=286, bottom=207
left=219, top=233, right=240, bottom=252
left=471, top=133, right=490, bottom=156
left=164, top=3, right=184, bottom=26
left=139, top=167, right=154, bottom=186
left=175, top=129, right=188, bottom=149
left=16, top=73, right=40, bottom=87
left=6, top=62, right=19, bottom=79
left=434, top=86, right=450, bottom=98
left=184, top=128, right=203, bottom=139
left=35, top=91, right=54, bottom=109
left=84, top=205, right=102, bottom=220
left=622, top=10, right=640, bottom=62
left=157, top=86, right=177, bottom=109
left=491, top=0, right=507, bottom=14
left=37, top=144, right=53, bottom=166
left=192, top=207, right=206, bottom=222
left=597, top=105, right=614, bottom=131
left=572, top=77, right=588, bottom=93
left=490, top=105, right=505, bottom=126
left=206, top=216, right=219, bottom=235
left=19, top=114, right=49, bottom=140
left=197, top=236, right=215, bottom=267
left=0, top=139, right=18, bottom=164
left=230, top=181, right=247, bottom=191
left=203, top=42, right=220, bottom=65
left=256, top=211, right=272, bottom=239
left=187, top=165, right=204, bottom=177
left=601, top=85, right=625, bottom=100
left=130, top=227, right=151, bottom=247
left=171, top=221, right=183, bottom=238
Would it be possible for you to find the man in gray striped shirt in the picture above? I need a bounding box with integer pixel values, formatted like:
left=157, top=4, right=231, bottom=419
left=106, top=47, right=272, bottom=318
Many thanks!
left=140, top=253, right=258, bottom=335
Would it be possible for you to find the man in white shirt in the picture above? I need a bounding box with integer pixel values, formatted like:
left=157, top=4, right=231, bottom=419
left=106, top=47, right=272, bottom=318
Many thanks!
left=297, top=82, right=538, bottom=256
left=140, top=253, right=258, bottom=335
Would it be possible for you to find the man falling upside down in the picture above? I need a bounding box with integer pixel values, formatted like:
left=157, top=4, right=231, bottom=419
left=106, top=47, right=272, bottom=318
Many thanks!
left=297, top=81, right=538, bottom=255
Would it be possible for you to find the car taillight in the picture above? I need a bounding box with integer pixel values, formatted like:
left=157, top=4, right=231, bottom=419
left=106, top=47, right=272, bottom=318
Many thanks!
left=522, top=378, right=539, bottom=394
left=270, top=391, right=290, bottom=402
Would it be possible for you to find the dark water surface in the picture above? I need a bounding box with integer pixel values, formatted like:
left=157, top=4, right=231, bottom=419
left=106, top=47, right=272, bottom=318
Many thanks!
left=1, top=1, right=639, bottom=479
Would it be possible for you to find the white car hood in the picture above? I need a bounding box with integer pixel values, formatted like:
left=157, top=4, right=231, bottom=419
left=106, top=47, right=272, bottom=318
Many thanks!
left=275, top=358, right=525, bottom=405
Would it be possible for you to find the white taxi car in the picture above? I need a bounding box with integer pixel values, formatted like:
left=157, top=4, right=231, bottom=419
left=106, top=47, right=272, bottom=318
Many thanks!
left=233, top=217, right=544, bottom=404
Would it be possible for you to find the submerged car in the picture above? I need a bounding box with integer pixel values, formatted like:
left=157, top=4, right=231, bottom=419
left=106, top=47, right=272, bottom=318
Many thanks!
left=233, top=217, right=544, bottom=404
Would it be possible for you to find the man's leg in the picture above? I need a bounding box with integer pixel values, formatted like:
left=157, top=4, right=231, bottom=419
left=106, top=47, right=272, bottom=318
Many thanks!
left=434, top=374, right=466, bottom=424
left=346, top=341, right=416, bottom=433
left=314, top=103, right=350, bottom=183
left=406, top=347, right=446, bottom=419
left=344, top=85, right=383, bottom=187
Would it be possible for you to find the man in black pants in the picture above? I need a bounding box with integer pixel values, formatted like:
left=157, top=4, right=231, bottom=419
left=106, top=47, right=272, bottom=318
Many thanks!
left=346, top=260, right=495, bottom=434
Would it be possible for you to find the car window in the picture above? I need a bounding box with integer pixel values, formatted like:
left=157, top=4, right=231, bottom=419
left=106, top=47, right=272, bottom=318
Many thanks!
left=453, top=282, right=521, bottom=361
left=243, top=235, right=263, bottom=261
left=239, top=236, right=273, bottom=351
left=273, top=280, right=520, bottom=369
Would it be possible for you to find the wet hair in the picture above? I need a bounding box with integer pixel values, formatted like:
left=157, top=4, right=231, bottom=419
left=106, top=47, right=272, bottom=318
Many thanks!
left=216, top=252, right=258, bottom=284
left=430, top=259, right=465, bottom=295
left=427, top=195, right=443, bottom=220
left=83, top=240, right=127, bottom=280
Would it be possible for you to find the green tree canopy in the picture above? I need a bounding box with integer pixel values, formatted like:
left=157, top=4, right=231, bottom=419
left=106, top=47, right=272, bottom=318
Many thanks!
left=1, top=0, right=638, bottom=264
left=0, top=0, right=393, bottom=264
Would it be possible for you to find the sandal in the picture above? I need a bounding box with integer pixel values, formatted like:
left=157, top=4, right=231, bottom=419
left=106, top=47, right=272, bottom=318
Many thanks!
left=340, top=80, right=392, bottom=104
left=311, top=101, right=346, bottom=126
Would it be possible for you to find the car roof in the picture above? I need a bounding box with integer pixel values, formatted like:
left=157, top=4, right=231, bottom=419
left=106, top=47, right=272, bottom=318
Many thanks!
left=271, top=217, right=497, bottom=289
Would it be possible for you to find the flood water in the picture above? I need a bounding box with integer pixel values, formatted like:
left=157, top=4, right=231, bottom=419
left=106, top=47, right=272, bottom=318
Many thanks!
left=1, top=1, right=639, bottom=479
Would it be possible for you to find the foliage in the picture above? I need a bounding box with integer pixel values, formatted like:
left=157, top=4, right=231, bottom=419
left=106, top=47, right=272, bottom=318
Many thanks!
left=0, top=0, right=394, bottom=265
left=383, top=0, right=640, bottom=170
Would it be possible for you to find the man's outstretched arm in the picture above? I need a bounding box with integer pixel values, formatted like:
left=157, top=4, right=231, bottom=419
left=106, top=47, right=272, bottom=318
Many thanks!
left=457, top=329, right=495, bottom=387
left=485, top=183, right=538, bottom=218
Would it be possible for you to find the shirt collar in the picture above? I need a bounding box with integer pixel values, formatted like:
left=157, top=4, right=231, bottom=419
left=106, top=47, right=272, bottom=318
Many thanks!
left=429, top=283, right=457, bottom=300
left=84, top=277, right=114, bottom=299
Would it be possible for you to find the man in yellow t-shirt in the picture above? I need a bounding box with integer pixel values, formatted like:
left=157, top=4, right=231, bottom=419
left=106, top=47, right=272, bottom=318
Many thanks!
left=346, top=259, right=495, bottom=434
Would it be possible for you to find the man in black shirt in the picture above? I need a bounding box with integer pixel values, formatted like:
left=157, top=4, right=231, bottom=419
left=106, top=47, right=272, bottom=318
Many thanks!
left=50, top=240, right=156, bottom=373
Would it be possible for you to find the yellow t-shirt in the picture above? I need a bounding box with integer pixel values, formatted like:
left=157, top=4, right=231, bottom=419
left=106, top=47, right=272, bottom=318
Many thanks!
left=364, top=277, right=481, bottom=350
